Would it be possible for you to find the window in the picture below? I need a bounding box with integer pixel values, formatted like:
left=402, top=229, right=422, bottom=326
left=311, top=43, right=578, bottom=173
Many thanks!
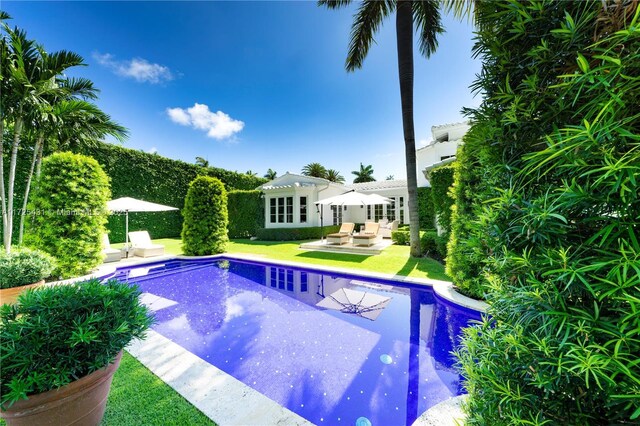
left=367, top=205, right=372, bottom=220
left=286, top=270, right=294, bottom=291
left=270, top=198, right=277, bottom=224
left=374, top=204, right=384, bottom=221
left=399, top=197, right=405, bottom=224
left=270, top=197, right=294, bottom=224
left=269, top=268, right=277, bottom=287
left=300, top=196, right=307, bottom=223
left=387, top=198, right=396, bottom=221
left=300, top=272, right=308, bottom=292
left=440, top=154, right=455, bottom=161
left=286, top=197, right=293, bottom=223
left=332, top=205, right=343, bottom=225
left=278, top=268, right=285, bottom=289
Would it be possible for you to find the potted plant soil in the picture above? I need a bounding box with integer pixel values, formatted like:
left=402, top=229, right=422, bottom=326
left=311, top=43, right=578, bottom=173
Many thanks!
left=0, top=248, right=56, bottom=305
left=0, top=279, right=154, bottom=425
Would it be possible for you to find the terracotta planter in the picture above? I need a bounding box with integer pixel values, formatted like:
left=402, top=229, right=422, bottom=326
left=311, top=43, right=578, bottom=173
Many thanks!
left=0, top=280, right=45, bottom=305
left=0, top=351, right=123, bottom=426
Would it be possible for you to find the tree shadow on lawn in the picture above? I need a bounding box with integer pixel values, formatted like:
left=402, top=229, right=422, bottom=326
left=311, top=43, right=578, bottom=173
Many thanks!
left=396, top=256, right=450, bottom=281
left=295, top=250, right=370, bottom=264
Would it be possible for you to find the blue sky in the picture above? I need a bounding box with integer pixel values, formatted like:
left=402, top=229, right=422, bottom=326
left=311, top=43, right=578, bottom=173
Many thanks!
left=4, top=1, right=480, bottom=181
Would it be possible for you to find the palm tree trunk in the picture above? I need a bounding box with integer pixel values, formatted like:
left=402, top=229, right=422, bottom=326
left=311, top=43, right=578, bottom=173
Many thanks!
left=396, top=0, right=421, bottom=257
left=35, top=141, right=44, bottom=179
left=5, top=108, right=24, bottom=253
left=18, top=133, right=43, bottom=245
left=0, top=120, right=8, bottom=252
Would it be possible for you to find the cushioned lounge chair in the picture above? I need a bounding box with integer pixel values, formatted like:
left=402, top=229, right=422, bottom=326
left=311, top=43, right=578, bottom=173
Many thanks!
left=128, top=231, right=165, bottom=258
left=352, top=222, right=380, bottom=247
left=326, top=222, right=355, bottom=245
left=102, top=234, right=122, bottom=263
left=379, top=219, right=399, bottom=239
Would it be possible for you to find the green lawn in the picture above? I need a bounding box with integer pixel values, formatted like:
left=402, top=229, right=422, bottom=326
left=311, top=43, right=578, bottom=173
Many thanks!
left=132, top=237, right=451, bottom=281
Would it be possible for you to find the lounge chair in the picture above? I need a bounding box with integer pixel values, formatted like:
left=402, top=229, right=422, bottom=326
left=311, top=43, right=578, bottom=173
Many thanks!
left=102, top=234, right=122, bottom=263
left=128, top=231, right=165, bottom=258
left=326, top=222, right=355, bottom=245
left=352, top=222, right=381, bottom=247
left=379, top=219, right=399, bottom=239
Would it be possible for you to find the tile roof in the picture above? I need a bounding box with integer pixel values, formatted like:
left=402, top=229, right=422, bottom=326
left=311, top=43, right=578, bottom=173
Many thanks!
left=346, top=180, right=407, bottom=191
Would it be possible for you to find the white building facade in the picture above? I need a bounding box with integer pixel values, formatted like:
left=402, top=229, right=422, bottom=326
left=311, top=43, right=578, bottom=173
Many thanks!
left=416, top=121, right=470, bottom=187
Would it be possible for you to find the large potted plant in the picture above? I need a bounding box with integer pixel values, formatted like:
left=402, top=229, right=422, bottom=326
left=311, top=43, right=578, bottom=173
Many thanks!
left=0, top=279, right=154, bottom=425
left=0, top=248, right=56, bottom=305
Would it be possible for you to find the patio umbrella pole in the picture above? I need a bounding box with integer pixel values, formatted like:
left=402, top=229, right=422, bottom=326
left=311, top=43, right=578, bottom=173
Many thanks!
left=125, top=210, right=129, bottom=256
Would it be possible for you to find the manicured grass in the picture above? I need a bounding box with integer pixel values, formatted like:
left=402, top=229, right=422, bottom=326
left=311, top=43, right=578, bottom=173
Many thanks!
left=102, top=352, right=215, bottom=426
left=132, top=237, right=450, bottom=281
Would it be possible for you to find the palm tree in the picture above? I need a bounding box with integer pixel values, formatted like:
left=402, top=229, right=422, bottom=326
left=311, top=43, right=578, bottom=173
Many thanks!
left=325, top=168, right=345, bottom=183
left=386, top=175, right=395, bottom=180
left=246, top=170, right=258, bottom=177
left=301, top=162, right=327, bottom=178
left=352, top=163, right=376, bottom=183
left=195, top=156, right=209, bottom=168
left=264, top=168, right=277, bottom=180
left=319, top=0, right=443, bottom=256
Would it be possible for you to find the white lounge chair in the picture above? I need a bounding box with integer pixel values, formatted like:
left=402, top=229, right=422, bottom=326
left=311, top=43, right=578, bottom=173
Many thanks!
left=128, top=231, right=165, bottom=258
left=379, top=219, right=399, bottom=239
left=102, top=234, right=122, bottom=263
left=326, top=222, right=355, bottom=245
left=352, top=222, right=381, bottom=247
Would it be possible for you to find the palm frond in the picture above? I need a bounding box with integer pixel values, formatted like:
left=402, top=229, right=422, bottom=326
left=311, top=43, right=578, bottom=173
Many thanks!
left=318, top=0, right=353, bottom=10
left=59, top=77, right=99, bottom=100
left=440, top=0, right=476, bottom=22
left=346, top=0, right=392, bottom=71
left=43, top=50, right=85, bottom=77
left=412, top=0, right=444, bottom=58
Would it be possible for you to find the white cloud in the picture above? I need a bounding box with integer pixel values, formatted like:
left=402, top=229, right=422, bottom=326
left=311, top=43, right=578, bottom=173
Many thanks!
left=94, top=52, right=174, bottom=84
left=148, top=147, right=158, bottom=154
left=166, top=103, right=245, bottom=140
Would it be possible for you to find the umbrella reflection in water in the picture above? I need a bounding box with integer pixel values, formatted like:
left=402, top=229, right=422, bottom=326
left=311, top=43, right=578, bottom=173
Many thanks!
left=316, top=288, right=392, bottom=321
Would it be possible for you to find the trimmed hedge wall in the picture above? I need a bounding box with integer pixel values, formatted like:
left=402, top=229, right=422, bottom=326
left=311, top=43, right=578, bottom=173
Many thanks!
left=227, top=190, right=264, bottom=238
left=182, top=176, right=228, bottom=256
left=72, top=143, right=267, bottom=243
left=417, top=187, right=435, bottom=230
left=429, top=165, right=454, bottom=234
left=256, top=225, right=341, bottom=241
left=391, top=228, right=447, bottom=260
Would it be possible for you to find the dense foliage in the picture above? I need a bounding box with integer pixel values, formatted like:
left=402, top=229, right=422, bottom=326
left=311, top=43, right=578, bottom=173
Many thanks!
left=74, top=142, right=266, bottom=243
left=0, top=248, right=55, bottom=289
left=428, top=165, right=454, bottom=234
left=256, top=225, right=341, bottom=241
left=181, top=176, right=229, bottom=255
left=454, top=1, right=640, bottom=424
left=417, top=187, right=435, bottom=230
left=24, top=152, right=110, bottom=278
left=0, top=279, right=153, bottom=408
left=227, top=190, right=264, bottom=238
left=391, top=229, right=447, bottom=260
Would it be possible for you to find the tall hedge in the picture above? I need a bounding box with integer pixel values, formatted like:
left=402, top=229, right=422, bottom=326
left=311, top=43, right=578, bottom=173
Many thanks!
left=455, top=1, right=640, bottom=424
left=417, top=187, right=435, bottom=230
left=429, top=165, right=454, bottom=235
left=24, top=152, right=111, bottom=278
left=227, top=190, right=263, bottom=238
left=182, top=176, right=228, bottom=256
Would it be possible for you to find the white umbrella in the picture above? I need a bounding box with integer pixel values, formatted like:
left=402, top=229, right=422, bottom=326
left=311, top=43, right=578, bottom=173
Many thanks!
left=316, top=288, right=392, bottom=321
left=106, top=197, right=179, bottom=249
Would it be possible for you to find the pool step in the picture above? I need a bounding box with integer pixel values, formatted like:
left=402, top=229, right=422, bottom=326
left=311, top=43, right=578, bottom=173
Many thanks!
left=109, top=262, right=216, bottom=285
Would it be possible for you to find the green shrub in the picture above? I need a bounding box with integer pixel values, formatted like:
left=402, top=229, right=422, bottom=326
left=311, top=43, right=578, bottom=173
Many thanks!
left=391, top=229, right=409, bottom=245
left=420, top=230, right=447, bottom=261
left=0, top=279, right=153, bottom=408
left=0, top=248, right=56, bottom=289
left=429, top=165, right=454, bottom=234
left=182, top=176, right=229, bottom=255
left=227, top=190, right=264, bottom=238
left=24, top=152, right=111, bottom=278
left=417, top=187, right=435, bottom=230
left=455, top=1, right=640, bottom=424
left=256, top=225, right=341, bottom=241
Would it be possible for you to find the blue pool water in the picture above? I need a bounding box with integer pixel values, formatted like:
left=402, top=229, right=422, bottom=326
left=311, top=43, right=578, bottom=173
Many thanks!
left=109, top=258, right=481, bottom=425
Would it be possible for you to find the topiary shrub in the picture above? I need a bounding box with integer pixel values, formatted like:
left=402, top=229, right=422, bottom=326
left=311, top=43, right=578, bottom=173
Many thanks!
left=455, top=1, right=640, bottom=424
left=0, top=279, right=153, bottom=408
left=0, top=248, right=56, bottom=289
left=391, top=229, right=410, bottom=245
left=227, top=190, right=264, bottom=238
left=182, top=176, right=228, bottom=255
left=24, top=152, right=111, bottom=279
left=256, top=225, right=341, bottom=241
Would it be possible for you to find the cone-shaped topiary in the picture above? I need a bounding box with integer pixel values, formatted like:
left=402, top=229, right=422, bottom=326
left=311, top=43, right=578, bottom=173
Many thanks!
left=25, top=152, right=110, bottom=278
left=181, top=176, right=228, bottom=255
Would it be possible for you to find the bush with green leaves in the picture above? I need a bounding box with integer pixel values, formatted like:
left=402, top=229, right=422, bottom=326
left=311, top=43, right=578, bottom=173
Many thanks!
left=227, top=190, right=264, bottom=238
left=182, top=176, right=229, bottom=255
left=429, top=165, right=454, bottom=234
left=0, top=279, right=153, bottom=408
left=454, top=1, right=640, bottom=424
left=391, top=228, right=446, bottom=259
left=417, top=187, right=435, bottom=230
left=256, top=225, right=341, bottom=241
left=24, top=152, right=111, bottom=279
left=0, top=248, right=56, bottom=289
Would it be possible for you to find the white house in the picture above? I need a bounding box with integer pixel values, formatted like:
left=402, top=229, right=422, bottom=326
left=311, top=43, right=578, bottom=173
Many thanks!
left=416, top=121, right=470, bottom=187
left=257, top=121, right=470, bottom=229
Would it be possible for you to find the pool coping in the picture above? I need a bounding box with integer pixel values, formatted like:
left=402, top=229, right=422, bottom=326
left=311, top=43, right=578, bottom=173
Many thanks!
left=72, top=253, right=486, bottom=425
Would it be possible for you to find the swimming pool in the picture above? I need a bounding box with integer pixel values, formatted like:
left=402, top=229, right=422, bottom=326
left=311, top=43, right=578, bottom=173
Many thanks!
left=109, top=257, right=481, bottom=425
